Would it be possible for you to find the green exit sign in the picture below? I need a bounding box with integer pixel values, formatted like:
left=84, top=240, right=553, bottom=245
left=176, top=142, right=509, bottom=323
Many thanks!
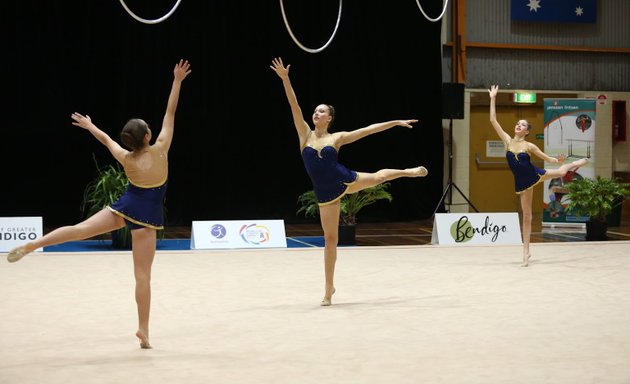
left=513, top=92, right=536, bottom=104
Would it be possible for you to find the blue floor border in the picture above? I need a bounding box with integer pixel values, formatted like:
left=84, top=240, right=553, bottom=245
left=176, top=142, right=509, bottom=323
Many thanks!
left=43, top=237, right=328, bottom=252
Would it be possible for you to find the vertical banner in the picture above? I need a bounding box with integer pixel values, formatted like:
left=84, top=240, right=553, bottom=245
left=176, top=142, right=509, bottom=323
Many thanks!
left=543, top=99, right=595, bottom=225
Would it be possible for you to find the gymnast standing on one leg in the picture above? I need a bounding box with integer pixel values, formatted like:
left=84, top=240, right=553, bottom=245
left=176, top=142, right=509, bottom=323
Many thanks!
left=271, top=57, right=428, bottom=306
left=488, top=85, right=588, bottom=267
left=7, top=59, right=192, bottom=348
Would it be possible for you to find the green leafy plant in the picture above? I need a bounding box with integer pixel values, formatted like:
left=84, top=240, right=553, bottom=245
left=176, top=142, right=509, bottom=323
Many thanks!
left=297, top=183, right=393, bottom=226
left=81, top=155, right=131, bottom=248
left=296, top=190, right=320, bottom=220
left=565, top=176, right=630, bottom=221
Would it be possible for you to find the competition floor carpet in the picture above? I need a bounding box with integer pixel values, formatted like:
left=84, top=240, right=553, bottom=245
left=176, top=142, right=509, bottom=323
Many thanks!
left=1, top=241, right=629, bottom=384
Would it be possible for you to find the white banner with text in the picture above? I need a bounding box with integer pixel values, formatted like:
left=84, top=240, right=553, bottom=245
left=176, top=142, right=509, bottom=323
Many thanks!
left=431, top=213, right=522, bottom=245
left=191, top=220, right=287, bottom=250
left=0, top=217, right=43, bottom=252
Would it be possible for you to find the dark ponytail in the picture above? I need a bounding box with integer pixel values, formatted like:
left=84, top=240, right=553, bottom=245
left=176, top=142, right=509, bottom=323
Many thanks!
left=326, top=104, right=336, bottom=130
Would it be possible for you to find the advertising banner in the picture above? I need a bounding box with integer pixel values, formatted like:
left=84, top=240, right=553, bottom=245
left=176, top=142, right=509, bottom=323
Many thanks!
left=0, top=217, right=43, bottom=252
left=191, top=220, right=287, bottom=250
left=431, top=213, right=522, bottom=245
left=543, top=98, right=595, bottom=225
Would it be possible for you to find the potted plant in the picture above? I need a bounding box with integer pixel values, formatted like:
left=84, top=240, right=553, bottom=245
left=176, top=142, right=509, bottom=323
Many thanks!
left=296, top=183, right=393, bottom=245
left=565, top=176, right=630, bottom=240
left=81, top=155, right=132, bottom=248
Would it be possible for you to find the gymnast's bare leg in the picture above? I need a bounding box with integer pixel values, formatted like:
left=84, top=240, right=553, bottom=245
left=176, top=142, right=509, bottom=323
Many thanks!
left=131, top=227, right=157, bottom=348
left=519, top=158, right=589, bottom=267
left=518, top=189, right=534, bottom=267
left=345, top=167, right=428, bottom=194
left=318, top=201, right=340, bottom=306
left=7, top=209, right=125, bottom=262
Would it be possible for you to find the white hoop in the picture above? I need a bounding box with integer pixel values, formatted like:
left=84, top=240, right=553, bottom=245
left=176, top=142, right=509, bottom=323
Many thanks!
left=119, top=0, right=183, bottom=25
left=415, top=0, right=449, bottom=22
left=280, top=0, right=342, bottom=54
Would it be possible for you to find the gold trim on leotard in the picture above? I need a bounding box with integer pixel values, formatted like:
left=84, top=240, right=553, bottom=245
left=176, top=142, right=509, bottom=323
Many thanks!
left=107, top=206, right=164, bottom=230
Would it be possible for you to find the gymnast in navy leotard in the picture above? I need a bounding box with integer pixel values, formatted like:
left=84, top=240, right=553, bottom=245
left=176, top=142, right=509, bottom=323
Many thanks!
left=489, top=85, right=588, bottom=267
left=301, top=144, right=357, bottom=205
left=506, top=144, right=547, bottom=194
left=271, top=57, right=428, bottom=306
left=109, top=145, right=168, bottom=230
left=7, top=60, right=192, bottom=349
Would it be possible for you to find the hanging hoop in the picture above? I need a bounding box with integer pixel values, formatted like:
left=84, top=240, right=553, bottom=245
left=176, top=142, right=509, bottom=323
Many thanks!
left=119, top=0, right=183, bottom=25
left=280, top=0, right=342, bottom=54
left=415, top=0, right=449, bottom=22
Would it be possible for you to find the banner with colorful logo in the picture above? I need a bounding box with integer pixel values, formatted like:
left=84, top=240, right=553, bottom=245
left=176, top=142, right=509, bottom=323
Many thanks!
left=191, top=220, right=287, bottom=249
left=543, top=98, right=595, bottom=225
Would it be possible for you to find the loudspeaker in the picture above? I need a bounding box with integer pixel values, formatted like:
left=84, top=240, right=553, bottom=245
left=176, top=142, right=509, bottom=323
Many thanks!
left=612, top=100, right=626, bottom=141
left=442, top=83, right=465, bottom=119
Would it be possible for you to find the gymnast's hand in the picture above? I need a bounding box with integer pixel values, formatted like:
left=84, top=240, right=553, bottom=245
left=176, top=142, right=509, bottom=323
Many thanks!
left=270, top=57, right=290, bottom=80
left=71, top=112, right=94, bottom=130
left=556, top=154, right=566, bottom=163
left=488, top=84, right=499, bottom=98
left=398, top=119, right=418, bottom=128
left=173, top=59, right=192, bottom=82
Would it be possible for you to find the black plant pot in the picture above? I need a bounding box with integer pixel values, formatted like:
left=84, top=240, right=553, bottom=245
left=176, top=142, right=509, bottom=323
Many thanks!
left=112, top=229, right=132, bottom=249
left=606, top=197, right=623, bottom=227
left=585, top=219, right=608, bottom=241
left=338, top=224, right=356, bottom=245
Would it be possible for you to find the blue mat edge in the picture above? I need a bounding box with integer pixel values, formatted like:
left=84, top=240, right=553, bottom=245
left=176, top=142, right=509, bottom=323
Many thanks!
left=43, top=237, right=327, bottom=252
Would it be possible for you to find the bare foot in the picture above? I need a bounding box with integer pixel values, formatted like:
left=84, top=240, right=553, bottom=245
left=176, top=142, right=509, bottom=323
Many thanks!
left=7, top=246, right=30, bottom=263
left=321, top=287, right=336, bottom=306
left=410, top=166, right=428, bottom=177
left=573, top=158, right=588, bottom=169
left=520, top=252, right=531, bottom=267
left=136, top=329, right=152, bottom=349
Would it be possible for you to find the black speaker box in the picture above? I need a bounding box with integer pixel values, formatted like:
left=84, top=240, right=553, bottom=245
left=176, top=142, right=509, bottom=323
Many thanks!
left=442, top=83, right=465, bottom=119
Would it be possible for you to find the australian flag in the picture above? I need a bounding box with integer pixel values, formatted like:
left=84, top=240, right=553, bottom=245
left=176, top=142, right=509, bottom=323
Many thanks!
left=511, top=0, right=597, bottom=23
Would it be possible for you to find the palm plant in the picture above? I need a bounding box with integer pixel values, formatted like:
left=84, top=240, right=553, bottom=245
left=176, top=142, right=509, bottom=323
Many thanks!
left=339, top=183, right=393, bottom=225
left=297, top=183, right=393, bottom=225
left=81, top=155, right=131, bottom=248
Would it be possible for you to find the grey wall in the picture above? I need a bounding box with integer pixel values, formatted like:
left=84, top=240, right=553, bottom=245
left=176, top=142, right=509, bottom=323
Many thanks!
left=442, top=0, right=630, bottom=91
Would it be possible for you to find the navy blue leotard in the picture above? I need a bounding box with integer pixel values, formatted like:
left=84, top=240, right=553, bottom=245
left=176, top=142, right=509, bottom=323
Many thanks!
left=109, top=182, right=167, bottom=230
left=108, top=146, right=168, bottom=230
left=301, top=145, right=358, bottom=205
left=506, top=149, right=546, bottom=194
